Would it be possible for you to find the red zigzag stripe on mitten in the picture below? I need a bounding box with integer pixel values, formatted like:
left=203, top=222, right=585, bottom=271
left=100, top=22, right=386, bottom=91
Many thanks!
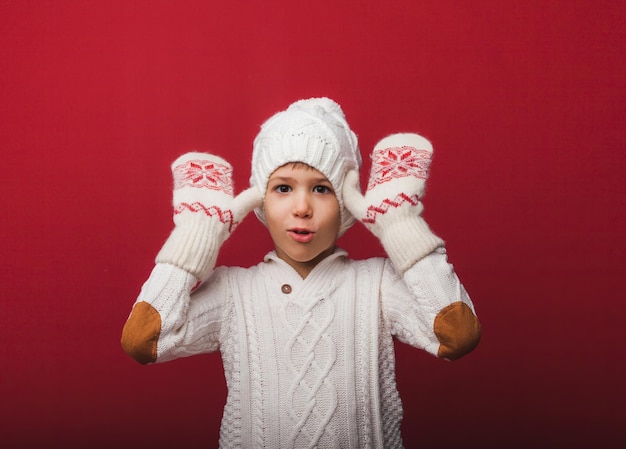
left=174, top=202, right=237, bottom=232
left=362, top=193, right=420, bottom=224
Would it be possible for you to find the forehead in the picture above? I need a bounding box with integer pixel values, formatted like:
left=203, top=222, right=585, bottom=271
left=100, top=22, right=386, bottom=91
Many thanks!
left=269, top=162, right=329, bottom=181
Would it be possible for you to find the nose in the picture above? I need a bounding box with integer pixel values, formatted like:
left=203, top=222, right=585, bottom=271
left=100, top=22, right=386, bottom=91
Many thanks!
left=292, top=190, right=312, bottom=218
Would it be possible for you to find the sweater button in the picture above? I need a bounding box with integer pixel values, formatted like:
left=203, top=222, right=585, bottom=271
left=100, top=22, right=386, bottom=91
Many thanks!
left=281, top=284, right=292, bottom=294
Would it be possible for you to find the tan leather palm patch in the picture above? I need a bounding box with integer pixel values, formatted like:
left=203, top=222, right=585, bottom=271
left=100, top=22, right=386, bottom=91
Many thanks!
left=121, top=302, right=161, bottom=364
left=434, top=302, right=481, bottom=361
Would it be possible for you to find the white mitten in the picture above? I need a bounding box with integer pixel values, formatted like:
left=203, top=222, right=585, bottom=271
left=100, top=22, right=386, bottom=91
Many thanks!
left=155, top=152, right=262, bottom=281
left=343, top=133, right=444, bottom=272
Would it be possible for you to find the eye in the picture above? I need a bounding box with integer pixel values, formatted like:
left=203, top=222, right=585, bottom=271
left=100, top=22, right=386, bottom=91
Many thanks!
left=313, top=185, right=333, bottom=194
left=274, top=184, right=291, bottom=193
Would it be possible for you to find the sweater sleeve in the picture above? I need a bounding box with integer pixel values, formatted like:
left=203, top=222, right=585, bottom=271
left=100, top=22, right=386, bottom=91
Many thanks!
left=381, top=247, right=481, bottom=360
left=121, top=263, right=229, bottom=364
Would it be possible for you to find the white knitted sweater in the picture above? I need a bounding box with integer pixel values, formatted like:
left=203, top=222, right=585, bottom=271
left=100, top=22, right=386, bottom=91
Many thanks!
left=132, top=247, right=476, bottom=448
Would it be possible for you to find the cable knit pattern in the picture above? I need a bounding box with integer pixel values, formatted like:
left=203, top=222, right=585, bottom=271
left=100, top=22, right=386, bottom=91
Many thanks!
left=378, top=313, right=403, bottom=447
left=218, top=294, right=241, bottom=447
left=354, top=262, right=377, bottom=449
left=129, top=248, right=477, bottom=448
left=284, top=297, right=338, bottom=447
left=241, top=272, right=265, bottom=447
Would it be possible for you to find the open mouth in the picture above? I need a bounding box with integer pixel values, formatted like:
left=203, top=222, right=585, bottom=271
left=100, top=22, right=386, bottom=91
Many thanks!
left=288, top=228, right=315, bottom=242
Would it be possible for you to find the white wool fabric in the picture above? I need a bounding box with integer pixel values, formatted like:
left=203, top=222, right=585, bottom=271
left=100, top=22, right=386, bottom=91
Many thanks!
left=133, top=248, right=477, bottom=448
left=251, top=97, right=362, bottom=236
left=155, top=152, right=262, bottom=281
left=343, top=133, right=445, bottom=272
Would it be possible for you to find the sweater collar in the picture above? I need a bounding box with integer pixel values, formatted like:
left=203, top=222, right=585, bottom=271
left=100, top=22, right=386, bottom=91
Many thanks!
left=262, top=247, right=349, bottom=289
left=263, top=247, right=348, bottom=269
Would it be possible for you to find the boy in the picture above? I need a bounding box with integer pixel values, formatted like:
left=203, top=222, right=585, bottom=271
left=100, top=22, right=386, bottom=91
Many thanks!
left=121, top=97, right=481, bottom=448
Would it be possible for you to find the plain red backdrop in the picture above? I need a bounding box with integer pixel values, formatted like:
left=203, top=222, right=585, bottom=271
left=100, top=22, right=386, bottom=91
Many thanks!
left=1, top=1, right=624, bottom=447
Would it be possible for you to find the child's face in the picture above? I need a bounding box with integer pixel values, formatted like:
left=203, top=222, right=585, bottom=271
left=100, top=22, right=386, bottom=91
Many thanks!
left=264, top=163, right=341, bottom=278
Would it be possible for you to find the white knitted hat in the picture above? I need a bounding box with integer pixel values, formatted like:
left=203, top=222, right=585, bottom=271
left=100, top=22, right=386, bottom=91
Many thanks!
left=251, top=97, right=362, bottom=236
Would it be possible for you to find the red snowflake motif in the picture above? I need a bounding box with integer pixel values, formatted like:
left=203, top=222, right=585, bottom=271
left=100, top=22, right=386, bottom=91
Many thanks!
left=367, top=146, right=432, bottom=191
left=173, top=159, right=233, bottom=195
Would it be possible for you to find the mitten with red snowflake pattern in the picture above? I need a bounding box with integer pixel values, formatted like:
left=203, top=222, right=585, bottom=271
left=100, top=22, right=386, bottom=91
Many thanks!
left=156, top=152, right=263, bottom=281
left=343, top=133, right=444, bottom=272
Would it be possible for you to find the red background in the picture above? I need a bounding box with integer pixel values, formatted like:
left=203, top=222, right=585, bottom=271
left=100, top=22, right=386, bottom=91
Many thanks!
left=1, top=1, right=624, bottom=447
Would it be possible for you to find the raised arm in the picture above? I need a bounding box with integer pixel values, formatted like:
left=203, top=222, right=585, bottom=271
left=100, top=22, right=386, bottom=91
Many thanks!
left=343, top=133, right=481, bottom=360
left=121, top=153, right=262, bottom=364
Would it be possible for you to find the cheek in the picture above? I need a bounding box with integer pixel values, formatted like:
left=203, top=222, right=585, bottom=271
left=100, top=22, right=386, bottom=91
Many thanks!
left=264, top=196, right=286, bottom=224
left=322, top=200, right=341, bottom=233
left=331, top=198, right=341, bottom=223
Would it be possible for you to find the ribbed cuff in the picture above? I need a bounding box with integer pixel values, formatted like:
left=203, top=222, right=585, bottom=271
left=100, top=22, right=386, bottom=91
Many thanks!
left=379, top=214, right=444, bottom=273
left=155, top=215, right=223, bottom=281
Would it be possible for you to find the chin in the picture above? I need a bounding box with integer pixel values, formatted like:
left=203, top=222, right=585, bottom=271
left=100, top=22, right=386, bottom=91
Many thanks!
left=289, top=252, right=321, bottom=264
